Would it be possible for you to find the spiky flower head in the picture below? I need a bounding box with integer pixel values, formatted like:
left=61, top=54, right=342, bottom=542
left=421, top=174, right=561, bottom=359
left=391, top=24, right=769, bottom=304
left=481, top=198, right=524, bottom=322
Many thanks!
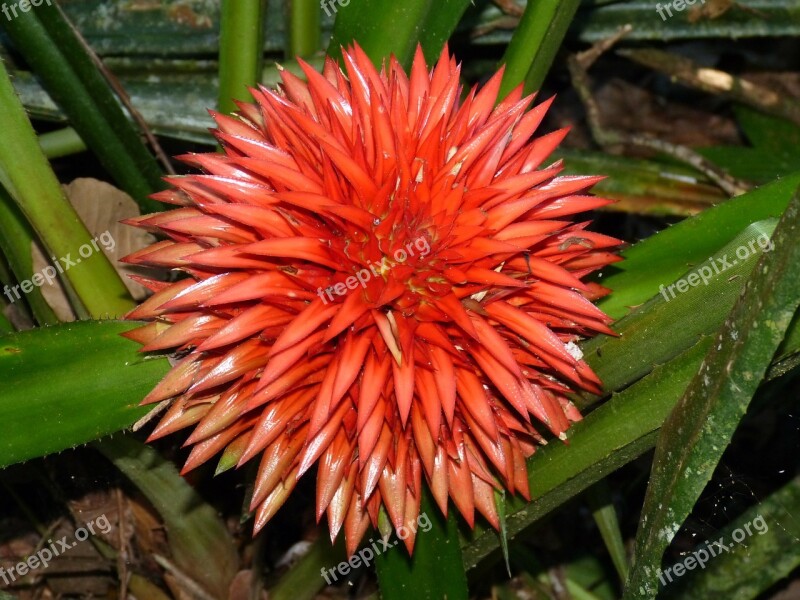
left=122, top=45, right=621, bottom=555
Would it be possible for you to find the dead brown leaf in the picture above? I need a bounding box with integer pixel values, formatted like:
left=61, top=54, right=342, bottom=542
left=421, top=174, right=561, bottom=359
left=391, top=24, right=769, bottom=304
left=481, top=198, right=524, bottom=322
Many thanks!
left=31, top=178, right=156, bottom=320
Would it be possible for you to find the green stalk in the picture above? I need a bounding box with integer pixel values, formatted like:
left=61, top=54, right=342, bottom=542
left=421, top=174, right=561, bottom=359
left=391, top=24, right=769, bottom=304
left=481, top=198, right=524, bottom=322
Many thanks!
left=375, top=488, right=469, bottom=600
left=0, top=3, right=165, bottom=212
left=0, top=186, right=58, bottom=325
left=218, top=0, right=265, bottom=115
left=0, top=61, right=134, bottom=318
left=288, top=0, right=321, bottom=58
left=328, top=0, right=472, bottom=68
left=498, top=0, right=581, bottom=98
left=39, top=127, right=87, bottom=159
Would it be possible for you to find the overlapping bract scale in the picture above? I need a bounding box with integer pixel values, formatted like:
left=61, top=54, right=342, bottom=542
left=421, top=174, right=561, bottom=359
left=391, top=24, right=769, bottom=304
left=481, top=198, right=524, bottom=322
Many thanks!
left=123, top=45, right=621, bottom=555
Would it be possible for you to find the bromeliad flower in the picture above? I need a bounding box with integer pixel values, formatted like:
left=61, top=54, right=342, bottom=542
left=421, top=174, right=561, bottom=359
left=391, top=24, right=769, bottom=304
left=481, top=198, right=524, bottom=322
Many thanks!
left=122, top=45, right=621, bottom=555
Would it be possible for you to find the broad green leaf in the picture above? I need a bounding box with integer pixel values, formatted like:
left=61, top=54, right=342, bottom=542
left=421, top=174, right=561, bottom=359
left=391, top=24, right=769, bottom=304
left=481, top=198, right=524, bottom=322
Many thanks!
left=596, top=173, right=800, bottom=320
left=0, top=320, right=168, bottom=466
left=375, top=489, right=468, bottom=600
left=328, top=0, right=472, bottom=68
left=97, top=435, right=239, bottom=600
left=0, top=1, right=164, bottom=212
left=661, top=475, right=800, bottom=600
left=582, top=219, right=777, bottom=402
left=624, top=185, right=800, bottom=599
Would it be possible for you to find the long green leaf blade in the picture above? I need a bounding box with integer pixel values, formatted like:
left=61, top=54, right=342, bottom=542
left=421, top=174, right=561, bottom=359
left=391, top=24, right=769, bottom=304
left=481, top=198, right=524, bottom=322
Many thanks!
left=597, top=173, right=800, bottom=319
left=0, top=320, right=168, bottom=466
left=624, top=185, right=800, bottom=599
left=499, top=0, right=581, bottom=98
left=662, top=476, right=800, bottom=600
left=0, top=61, right=135, bottom=318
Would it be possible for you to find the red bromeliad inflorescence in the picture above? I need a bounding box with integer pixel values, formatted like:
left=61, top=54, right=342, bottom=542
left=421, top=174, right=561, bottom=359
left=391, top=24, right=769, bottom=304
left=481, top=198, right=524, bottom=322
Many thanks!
left=122, top=45, right=622, bottom=555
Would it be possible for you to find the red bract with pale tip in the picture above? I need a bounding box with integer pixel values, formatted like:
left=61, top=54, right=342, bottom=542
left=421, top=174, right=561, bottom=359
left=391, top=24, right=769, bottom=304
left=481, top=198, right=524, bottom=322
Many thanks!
left=122, top=44, right=622, bottom=555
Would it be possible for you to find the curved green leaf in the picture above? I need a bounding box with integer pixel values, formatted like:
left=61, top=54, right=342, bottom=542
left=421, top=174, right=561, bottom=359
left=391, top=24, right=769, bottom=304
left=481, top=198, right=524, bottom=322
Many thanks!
left=624, top=185, right=800, bottom=599
left=597, top=173, right=800, bottom=319
left=499, top=0, right=581, bottom=98
left=0, top=61, right=135, bottom=318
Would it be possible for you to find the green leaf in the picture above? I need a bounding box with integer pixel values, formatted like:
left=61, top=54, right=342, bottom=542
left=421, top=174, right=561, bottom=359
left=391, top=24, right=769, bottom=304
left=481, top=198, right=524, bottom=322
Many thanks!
left=96, top=435, right=239, bottom=600
left=328, top=0, right=472, bottom=68
left=0, top=61, right=135, bottom=319
left=375, top=488, right=468, bottom=600
left=0, top=320, right=168, bottom=467
left=462, top=339, right=713, bottom=570
left=582, top=219, right=777, bottom=403
left=596, top=173, right=800, bottom=320
left=661, top=475, right=800, bottom=600
left=0, top=186, right=59, bottom=325
left=0, top=2, right=164, bottom=212
left=587, top=482, right=628, bottom=583
left=499, top=0, right=581, bottom=98
left=624, top=185, right=800, bottom=599
left=699, top=106, right=800, bottom=184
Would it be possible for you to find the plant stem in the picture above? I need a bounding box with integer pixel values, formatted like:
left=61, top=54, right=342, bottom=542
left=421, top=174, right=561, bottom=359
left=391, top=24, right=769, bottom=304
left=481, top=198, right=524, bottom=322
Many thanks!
left=0, top=61, right=134, bottom=318
left=498, top=0, right=581, bottom=98
left=0, top=187, right=59, bottom=324
left=288, top=0, right=321, bottom=58
left=218, top=0, right=265, bottom=115
left=39, top=127, right=87, bottom=159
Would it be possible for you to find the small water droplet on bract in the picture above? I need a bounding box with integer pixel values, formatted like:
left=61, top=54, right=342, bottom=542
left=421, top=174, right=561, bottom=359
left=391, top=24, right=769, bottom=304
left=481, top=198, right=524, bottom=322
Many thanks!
left=373, top=218, right=381, bottom=225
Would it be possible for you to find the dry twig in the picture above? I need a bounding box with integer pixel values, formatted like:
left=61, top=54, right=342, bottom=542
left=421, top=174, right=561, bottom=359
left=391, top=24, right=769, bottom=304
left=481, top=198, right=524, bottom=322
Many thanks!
left=569, top=27, right=751, bottom=196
